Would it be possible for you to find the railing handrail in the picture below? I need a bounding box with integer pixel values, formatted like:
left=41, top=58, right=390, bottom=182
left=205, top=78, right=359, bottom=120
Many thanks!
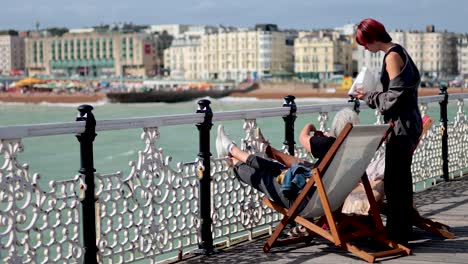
left=419, top=95, right=445, bottom=104
left=0, top=121, right=86, bottom=139
left=447, top=93, right=468, bottom=101
left=1, top=94, right=467, bottom=140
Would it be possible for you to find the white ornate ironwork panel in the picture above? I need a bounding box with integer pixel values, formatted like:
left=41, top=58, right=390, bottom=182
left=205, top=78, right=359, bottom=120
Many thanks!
left=211, top=157, right=281, bottom=246
left=448, top=99, right=467, bottom=178
left=211, top=120, right=282, bottom=246
left=411, top=122, right=443, bottom=189
left=374, top=110, right=384, bottom=125
left=0, top=139, right=83, bottom=263
left=95, top=127, right=201, bottom=263
left=318, top=112, right=329, bottom=132
left=240, top=119, right=268, bottom=157
left=411, top=101, right=443, bottom=189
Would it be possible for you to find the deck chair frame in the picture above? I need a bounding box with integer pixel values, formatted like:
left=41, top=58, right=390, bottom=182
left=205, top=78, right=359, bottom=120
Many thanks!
left=262, top=123, right=411, bottom=263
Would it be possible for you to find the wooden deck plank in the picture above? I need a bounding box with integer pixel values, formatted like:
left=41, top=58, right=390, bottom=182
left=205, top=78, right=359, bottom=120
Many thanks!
left=183, top=176, right=468, bottom=263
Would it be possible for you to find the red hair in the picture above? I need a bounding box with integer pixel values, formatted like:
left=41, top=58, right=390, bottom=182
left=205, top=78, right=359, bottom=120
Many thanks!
left=356, top=18, right=392, bottom=46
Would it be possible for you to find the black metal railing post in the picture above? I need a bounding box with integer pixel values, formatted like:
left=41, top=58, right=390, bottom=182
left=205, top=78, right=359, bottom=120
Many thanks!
left=282, top=95, right=297, bottom=156
left=439, top=85, right=449, bottom=182
left=76, top=104, right=98, bottom=264
left=196, top=99, right=214, bottom=254
left=348, top=96, right=361, bottom=114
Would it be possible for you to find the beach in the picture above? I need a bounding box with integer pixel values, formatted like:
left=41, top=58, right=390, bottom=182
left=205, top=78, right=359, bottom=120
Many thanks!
left=230, top=85, right=468, bottom=99
left=0, top=86, right=466, bottom=103
left=0, top=92, right=106, bottom=103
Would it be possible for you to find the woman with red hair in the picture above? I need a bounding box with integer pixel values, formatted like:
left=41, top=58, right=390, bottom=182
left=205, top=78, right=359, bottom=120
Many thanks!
left=354, top=18, right=422, bottom=245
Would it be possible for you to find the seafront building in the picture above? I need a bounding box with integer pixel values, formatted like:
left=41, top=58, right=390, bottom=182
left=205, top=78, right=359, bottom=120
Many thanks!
left=24, top=28, right=160, bottom=77
left=163, top=36, right=203, bottom=80
left=8, top=22, right=466, bottom=82
left=164, top=24, right=294, bottom=82
left=160, top=25, right=221, bottom=78
left=145, top=24, right=190, bottom=37
left=0, top=30, right=25, bottom=75
left=457, top=34, right=468, bottom=78
left=356, top=25, right=458, bottom=79
left=294, top=31, right=353, bottom=80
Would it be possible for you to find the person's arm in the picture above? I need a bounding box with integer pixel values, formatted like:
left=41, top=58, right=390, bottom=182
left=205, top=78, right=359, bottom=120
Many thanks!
left=299, top=123, right=316, bottom=153
left=355, top=52, right=405, bottom=113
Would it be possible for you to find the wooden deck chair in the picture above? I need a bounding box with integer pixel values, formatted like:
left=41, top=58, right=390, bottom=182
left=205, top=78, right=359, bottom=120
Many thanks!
left=262, top=123, right=411, bottom=263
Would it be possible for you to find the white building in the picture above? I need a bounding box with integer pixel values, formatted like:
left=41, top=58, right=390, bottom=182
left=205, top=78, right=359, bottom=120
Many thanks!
left=356, top=26, right=458, bottom=80
left=164, top=24, right=293, bottom=82
left=457, top=34, right=468, bottom=78
left=145, top=24, right=190, bottom=37
left=203, top=25, right=293, bottom=81
left=164, top=36, right=202, bottom=80
left=334, top=23, right=357, bottom=36
left=295, top=31, right=353, bottom=80
left=0, top=30, right=25, bottom=74
left=184, top=25, right=219, bottom=36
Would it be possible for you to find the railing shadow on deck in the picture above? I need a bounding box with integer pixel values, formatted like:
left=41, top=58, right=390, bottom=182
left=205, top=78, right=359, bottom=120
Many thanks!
left=414, top=174, right=468, bottom=218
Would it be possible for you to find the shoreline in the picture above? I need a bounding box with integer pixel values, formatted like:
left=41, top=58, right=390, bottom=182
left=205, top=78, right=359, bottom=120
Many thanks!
left=231, top=87, right=468, bottom=99
left=0, top=92, right=106, bottom=104
left=0, top=87, right=466, bottom=104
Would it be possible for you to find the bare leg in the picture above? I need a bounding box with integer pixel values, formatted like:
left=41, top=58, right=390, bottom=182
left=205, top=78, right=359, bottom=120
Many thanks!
left=266, top=145, right=300, bottom=168
left=230, top=157, right=241, bottom=166
left=229, top=145, right=250, bottom=163
left=229, top=144, right=300, bottom=168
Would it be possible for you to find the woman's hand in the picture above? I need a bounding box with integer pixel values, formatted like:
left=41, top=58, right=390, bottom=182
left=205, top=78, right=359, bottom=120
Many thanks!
left=354, top=88, right=367, bottom=100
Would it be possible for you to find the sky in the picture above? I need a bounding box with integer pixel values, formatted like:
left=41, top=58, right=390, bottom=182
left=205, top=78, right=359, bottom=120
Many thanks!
left=2, top=0, right=467, bottom=33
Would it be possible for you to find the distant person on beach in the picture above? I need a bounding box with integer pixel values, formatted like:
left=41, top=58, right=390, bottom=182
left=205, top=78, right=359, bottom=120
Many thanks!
left=216, top=108, right=360, bottom=235
left=353, top=18, right=422, bottom=245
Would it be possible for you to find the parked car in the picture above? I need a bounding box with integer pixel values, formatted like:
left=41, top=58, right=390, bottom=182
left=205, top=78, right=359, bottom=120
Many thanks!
left=420, top=80, right=440, bottom=88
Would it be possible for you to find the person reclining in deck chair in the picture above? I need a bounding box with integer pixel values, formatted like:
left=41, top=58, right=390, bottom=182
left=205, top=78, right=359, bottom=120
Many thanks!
left=216, top=108, right=360, bottom=235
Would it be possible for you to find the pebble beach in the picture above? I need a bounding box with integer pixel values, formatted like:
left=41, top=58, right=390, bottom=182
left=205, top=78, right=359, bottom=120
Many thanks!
left=0, top=86, right=466, bottom=104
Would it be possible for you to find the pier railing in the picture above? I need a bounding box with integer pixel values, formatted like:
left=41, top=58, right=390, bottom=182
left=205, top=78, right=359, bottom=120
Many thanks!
left=1, top=88, right=467, bottom=263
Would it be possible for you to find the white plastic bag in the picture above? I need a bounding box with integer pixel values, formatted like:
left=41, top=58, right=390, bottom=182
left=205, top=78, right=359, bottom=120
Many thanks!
left=348, top=66, right=378, bottom=96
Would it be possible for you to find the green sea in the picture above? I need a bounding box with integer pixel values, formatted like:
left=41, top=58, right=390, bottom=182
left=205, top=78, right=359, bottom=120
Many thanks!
left=0, top=97, right=456, bottom=190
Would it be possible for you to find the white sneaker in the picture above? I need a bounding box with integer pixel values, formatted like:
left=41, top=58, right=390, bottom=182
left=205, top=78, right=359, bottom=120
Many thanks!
left=255, top=127, right=269, bottom=145
left=216, top=125, right=236, bottom=158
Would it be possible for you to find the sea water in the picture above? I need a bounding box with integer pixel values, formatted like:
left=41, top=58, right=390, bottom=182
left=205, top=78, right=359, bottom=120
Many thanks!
left=0, top=97, right=453, bottom=189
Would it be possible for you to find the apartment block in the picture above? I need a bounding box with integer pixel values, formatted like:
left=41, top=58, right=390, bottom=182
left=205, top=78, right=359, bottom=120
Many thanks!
left=145, top=24, right=190, bottom=37
left=295, top=31, right=353, bottom=80
left=164, top=36, right=203, bottom=80
left=356, top=26, right=458, bottom=79
left=0, top=30, right=25, bottom=74
left=164, top=24, right=293, bottom=81
left=203, top=24, right=293, bottom=81
left=457, top=34, right=468, bottom=78
left=25, top=31, right=159, bottom=77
